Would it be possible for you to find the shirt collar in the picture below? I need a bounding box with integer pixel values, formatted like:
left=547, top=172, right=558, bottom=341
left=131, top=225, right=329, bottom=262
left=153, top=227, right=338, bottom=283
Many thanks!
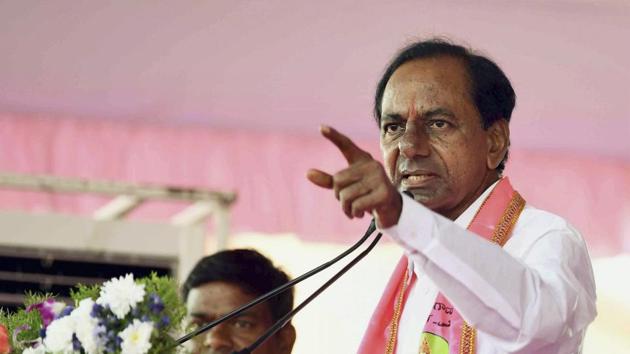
left=406, top=179, right=501, bottom=277
left=454, top=179, right=501, bottom=228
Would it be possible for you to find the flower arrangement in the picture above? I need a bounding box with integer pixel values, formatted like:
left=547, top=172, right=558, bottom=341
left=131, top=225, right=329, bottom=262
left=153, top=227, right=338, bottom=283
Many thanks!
left=0, top=273, right=187, bottom=354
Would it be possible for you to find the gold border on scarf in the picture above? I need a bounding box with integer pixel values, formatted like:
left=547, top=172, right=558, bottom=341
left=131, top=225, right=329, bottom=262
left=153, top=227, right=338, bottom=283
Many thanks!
left=458, top=191, right=525, bottom=354
left=383, top=188, right=526, bottom=354
left=385, top=269, right=410, bottom=354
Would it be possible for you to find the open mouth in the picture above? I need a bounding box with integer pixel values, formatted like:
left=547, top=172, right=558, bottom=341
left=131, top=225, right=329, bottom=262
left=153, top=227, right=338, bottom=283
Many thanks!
left=400, top=172, right=437, bottom=188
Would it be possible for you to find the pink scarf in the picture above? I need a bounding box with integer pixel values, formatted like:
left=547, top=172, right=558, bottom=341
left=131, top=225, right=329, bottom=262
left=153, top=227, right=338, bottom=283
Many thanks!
left=358, top=178, right=525, bottom=354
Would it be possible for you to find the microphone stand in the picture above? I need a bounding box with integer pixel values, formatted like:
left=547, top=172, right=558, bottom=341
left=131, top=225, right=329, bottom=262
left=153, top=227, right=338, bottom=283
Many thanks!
left=175, top=220, right=377, bottom=346
left=232, top=231, right=383, bottom=354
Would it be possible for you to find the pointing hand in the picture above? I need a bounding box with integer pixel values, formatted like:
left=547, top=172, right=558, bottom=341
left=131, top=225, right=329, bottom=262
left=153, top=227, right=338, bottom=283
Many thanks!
left=307, top=125, right=402, bottom=229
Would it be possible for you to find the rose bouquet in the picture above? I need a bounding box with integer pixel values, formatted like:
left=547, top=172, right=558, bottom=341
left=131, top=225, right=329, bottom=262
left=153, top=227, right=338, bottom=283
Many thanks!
left=0, top=273, right=187, bottom=354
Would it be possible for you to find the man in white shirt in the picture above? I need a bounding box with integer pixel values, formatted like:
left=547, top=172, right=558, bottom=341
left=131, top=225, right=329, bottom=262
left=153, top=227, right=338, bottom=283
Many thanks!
left=307, top=39, right=596, bottom=353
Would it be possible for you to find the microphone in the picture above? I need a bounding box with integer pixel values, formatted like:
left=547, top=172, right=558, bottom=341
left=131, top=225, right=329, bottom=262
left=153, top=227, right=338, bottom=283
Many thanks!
left=174, top=219, right=378, bottom=346
left=232, top=231, right=383, bottom=354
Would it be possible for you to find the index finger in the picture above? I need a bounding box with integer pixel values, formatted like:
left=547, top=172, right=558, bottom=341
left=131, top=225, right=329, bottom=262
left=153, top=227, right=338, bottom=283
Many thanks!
left=321, top=125, right=372, bottom=164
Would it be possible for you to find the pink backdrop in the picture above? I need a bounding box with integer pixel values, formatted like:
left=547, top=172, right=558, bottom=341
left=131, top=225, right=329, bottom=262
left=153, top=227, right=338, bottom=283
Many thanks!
left=1, top=113, right=628, bottom=256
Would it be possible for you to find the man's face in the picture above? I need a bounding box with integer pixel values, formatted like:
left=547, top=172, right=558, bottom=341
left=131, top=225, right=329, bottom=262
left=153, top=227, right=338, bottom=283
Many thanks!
left=185, top=282, right=294, bottom=354
left=380, top=56, right=500, bottom=219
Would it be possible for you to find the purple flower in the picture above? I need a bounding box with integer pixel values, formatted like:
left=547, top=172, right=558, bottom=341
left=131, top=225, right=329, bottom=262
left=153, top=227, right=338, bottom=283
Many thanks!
left=26, top=300, right=54, bottom=327
left=91, top=303, right=104, bottom=318
left=106, top=330, right=117, bottom=340
left=59, top=306, right=74, bottom=318
left=148, top=293, right=164, bottom=314
left=104, top=341, right=117, bottom=353
left=26, top=299, right=67, bottom=327
left=105, top=313, right=118, bottom=326
left=72, top=334, right=82, bottom=351
left=159, top=315, right=170, bottom=328
left=101, top=329, right=121, bottom=353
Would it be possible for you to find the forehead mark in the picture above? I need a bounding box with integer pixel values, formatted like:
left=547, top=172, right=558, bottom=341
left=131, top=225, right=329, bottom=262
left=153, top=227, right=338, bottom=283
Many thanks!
left=406, top=93, right=418, bottom=119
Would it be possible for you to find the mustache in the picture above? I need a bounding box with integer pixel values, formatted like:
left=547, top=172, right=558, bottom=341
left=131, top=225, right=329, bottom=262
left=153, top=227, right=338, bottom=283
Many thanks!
left=395, top=158, right=442, bottom=182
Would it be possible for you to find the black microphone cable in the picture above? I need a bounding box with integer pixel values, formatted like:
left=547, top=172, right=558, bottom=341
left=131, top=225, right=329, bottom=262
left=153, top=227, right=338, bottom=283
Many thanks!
left=174, top=219, right=377, bottom=346
left=232, top=231, right=383, bottom=354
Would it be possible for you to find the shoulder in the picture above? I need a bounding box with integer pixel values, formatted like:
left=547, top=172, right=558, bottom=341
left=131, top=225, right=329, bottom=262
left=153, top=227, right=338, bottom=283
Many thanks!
left=506, top=203, right=588, bottom=258
left=516, top=204, right=576, bottom=234
left=507, top=203, right=597, bottom=307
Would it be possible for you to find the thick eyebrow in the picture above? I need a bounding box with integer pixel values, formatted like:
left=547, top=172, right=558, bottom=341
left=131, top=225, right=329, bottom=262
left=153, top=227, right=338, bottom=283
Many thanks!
left=423, top=107, right=455, bottom=119
left=380, top=114, right=404, bottom=126
left=381, top=108, right=455, bottom=123
left=189, top=312, right=210, bottom=319
left=189, top=310, right=260, bottom=322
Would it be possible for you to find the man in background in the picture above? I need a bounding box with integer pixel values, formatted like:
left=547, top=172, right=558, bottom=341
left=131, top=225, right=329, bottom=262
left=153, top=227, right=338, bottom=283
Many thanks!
left=182, top=249, right=295, bottom=354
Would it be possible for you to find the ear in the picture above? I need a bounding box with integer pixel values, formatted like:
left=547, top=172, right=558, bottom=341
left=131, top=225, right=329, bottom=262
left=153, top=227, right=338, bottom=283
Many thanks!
left=486, top=119, right=510, bottom=170
left=277, top=323, right=296, bottom=354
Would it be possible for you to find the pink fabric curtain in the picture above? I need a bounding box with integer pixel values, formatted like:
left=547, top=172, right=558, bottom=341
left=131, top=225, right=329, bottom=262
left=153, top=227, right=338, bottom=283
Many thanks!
left=1, top=113, right=628, bottom=256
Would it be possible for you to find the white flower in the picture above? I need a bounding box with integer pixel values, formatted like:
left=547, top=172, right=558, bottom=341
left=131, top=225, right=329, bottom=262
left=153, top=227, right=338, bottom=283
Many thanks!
left=50, top=301, right=68, bottom=318
left=119, top=320, right=153, bottom=354
left=22, top=344, right=46, bottom=354
left=71, top=298, right=104, bottom=354
left=97, top=274, right=145, bottom=319
left=43, top=315, right=75, bottom=353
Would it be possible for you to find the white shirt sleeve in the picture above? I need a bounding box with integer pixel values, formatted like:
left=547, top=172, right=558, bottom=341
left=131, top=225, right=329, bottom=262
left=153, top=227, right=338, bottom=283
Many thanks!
left=382, top=193, right=597, bottom=353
